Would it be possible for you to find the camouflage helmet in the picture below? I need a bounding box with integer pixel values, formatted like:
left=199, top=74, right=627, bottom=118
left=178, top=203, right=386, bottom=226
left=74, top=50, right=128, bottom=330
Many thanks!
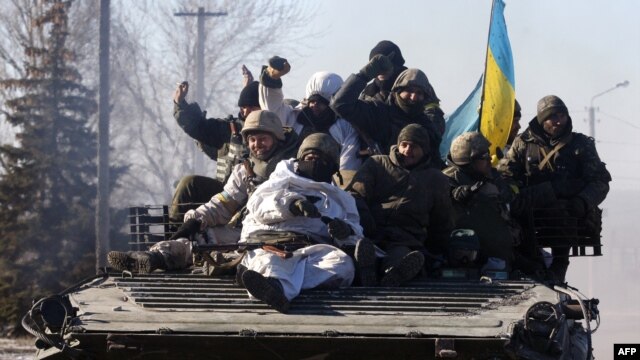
left=297, top=133, right=340, bottom=168
left=536, top=95, right=568, bottom=124
left=240, top=110, right=285, bottom=142
left=449, top=132, right=491, bottom=165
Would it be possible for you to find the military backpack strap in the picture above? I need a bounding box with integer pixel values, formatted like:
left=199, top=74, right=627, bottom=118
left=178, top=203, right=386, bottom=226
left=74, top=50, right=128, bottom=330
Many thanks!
left=537, top=140, right=568, bottom=172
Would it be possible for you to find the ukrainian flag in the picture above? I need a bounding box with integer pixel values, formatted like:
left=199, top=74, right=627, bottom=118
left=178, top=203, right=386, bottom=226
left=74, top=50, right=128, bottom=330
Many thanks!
left=480, top=0, right=515, bottom=160
left=440, top=0, right=514, bottom=163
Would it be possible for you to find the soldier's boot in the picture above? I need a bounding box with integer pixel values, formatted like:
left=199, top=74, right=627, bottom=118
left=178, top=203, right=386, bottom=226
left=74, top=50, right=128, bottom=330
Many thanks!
left=354, top=238, right=377, bottom=287
left=235, top=264, right=248, bottom=288
left=242, top=270, right=290, bottom=313
left=380, top=251, right=425, bottom=287
left=108, top=251, right=167, bottom=274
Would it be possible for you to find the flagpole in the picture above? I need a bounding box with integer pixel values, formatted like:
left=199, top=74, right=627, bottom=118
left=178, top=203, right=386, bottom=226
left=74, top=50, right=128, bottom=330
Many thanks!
left=479, top=0, right=497, bottom=129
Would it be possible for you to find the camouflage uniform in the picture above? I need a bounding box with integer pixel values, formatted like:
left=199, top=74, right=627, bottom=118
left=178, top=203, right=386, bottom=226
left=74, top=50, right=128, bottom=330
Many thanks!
left=498, top=96, right=611, bottom=280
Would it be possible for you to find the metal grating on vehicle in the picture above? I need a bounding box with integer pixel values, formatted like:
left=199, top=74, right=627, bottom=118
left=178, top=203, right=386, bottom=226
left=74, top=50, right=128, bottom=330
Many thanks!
left=113, top=273, right=533, bottom=315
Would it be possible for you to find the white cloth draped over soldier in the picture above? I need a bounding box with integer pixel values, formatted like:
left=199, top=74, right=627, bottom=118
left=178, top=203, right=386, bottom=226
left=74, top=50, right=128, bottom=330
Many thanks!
left=237, top=133, right=376, bottom=312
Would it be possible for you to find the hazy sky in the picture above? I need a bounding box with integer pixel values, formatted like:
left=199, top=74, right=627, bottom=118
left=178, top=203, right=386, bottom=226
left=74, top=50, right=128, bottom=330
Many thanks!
left=244, top=0, right=640, bottom=194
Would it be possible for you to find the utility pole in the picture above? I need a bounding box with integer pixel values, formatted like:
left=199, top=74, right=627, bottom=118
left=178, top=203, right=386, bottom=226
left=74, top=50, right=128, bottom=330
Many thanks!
left=587, top=80, right=629, bottom=138
left=585, top=80, right=629, bottom=297
left=96, top=0, right=111, bottom=273
left=174, top=7, right=227, bottom=172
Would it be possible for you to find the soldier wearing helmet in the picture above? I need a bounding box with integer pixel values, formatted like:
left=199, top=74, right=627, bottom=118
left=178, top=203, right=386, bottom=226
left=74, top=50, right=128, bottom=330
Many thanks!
left=445, top=132, right=569, bottom=278
left=348, top=124, right=454, bottom=286
left=108, top=110, right=299, bottom=274
left=237, top=133, right=374, bottom=312
left=498, top=95, right=611, bottom=282
left=169, top=76, right=263, bottom=224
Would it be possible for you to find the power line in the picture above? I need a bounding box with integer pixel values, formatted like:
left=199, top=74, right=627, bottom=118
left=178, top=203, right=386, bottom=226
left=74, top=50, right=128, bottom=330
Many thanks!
left=597, top=140, right=640, bottom=146
left=598, top=110, right=640, bottom=130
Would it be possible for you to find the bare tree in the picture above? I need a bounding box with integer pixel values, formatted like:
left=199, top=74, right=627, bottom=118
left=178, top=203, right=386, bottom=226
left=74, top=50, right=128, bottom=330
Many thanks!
left=106, top=0, right=316, bottom=206
left=0, top=0, right=316, bottom=208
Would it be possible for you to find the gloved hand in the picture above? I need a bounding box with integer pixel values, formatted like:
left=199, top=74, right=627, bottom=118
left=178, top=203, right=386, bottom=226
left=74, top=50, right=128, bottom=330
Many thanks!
left=170, top=218, right=202, bottom=240
left=359, top=54, right=393, bottom=80
left=289, top=199, right=321, bottom=218
left=451, top=181, right=483, bottom=203
left=266, top=56, right=290, bottom=79
left=551, top=178, right=585, bottom=198
left=567, top=196, right=587, bottom=218
left=327, top=219, right=353, bottom=240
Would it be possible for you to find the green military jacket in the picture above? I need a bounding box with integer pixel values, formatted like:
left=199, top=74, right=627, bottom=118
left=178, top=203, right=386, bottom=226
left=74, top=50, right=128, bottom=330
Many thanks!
left=348, top=147, right=454, bottom=254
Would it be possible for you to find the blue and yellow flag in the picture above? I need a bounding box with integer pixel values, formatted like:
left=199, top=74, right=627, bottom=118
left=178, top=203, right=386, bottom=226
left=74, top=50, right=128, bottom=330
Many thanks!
left=440, top=0, right=514, bottom=162
left=439, top=76, right=482, bottom=159
left=480, top=0, right=515, bottom=160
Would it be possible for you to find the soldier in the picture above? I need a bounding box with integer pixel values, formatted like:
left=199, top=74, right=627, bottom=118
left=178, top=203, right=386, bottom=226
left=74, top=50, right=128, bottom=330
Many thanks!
left=443, top=132, right=556, bottom=276
left=169, top=79, right=261, bottom=224
left=348, top=124, right=454, bottom=286
left=507, top=99, right=522, bottom=149
left=238, top=133, right=375, bottom=312
left=359, top=40, right=445, bottom=136
left=108, top=110, right=299, bottom=273
left=498, top=95, right=611, bottom=282
left=258, top=56, right=362, bottom=171
left=331, top=54, right=444, bottom=168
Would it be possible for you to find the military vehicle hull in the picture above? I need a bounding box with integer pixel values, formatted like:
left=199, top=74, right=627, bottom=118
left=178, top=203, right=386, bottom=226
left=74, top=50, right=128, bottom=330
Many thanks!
left=26, top=272, right=595, bottom=359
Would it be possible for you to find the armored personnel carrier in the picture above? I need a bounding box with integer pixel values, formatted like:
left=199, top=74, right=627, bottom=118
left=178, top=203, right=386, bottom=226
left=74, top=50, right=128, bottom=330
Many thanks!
left=22, top=205, right=601, bottom=359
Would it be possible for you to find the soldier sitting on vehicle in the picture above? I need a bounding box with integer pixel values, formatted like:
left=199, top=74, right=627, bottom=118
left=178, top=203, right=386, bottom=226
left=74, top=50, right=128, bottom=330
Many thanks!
left=443, top=132, right=557, bottom=277
left=258, top=56, right=362, bottom=171
left=236, top=133, right=376, bottom=312
left=498, top=95, right=611, bottom=282
left=108, top=110, right=299, bottom=273
left=169, top=70, right=260, bottom=225
left=348, top=124, right=454, bottom=286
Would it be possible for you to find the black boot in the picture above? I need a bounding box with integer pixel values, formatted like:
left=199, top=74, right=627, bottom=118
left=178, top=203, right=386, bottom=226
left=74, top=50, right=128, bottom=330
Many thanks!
left=108, top=251, right=166, bottom=274
left=242, top=270, right=290, bottom=313
left=380, top=251, right=425, bottom=287
left=354, top=239, right=377, bottom=287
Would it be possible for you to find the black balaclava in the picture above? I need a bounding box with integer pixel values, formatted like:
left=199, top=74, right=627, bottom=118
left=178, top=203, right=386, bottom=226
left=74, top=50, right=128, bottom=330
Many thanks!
left=297, top=156, right=336, bottom=184
left=295, top=134, right=340, bottom=183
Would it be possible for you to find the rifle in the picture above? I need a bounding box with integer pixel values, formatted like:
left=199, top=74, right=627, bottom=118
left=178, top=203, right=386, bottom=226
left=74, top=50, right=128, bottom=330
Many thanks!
left=349, top=123, right=383, bottom=157
left=191, top=231, right=312, bottom=260
left=193, top=240, right=310, bottom=257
